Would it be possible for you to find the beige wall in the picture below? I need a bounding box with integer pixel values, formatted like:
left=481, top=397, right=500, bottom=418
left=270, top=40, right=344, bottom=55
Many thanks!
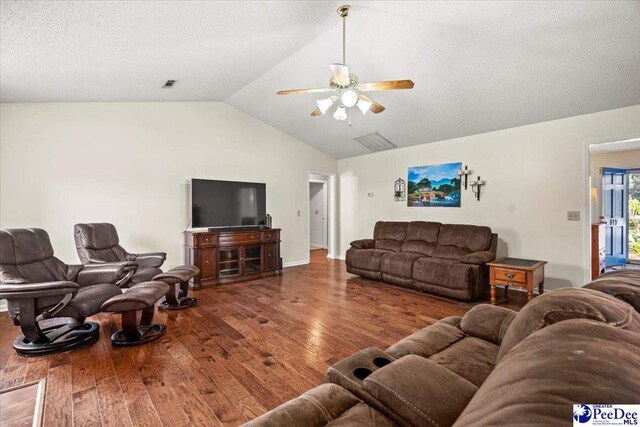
left=0, top=102, right=337, bottom=267
left=589, top=149, right=640, bottom=222
left=338, top=105, right=640, bottom=289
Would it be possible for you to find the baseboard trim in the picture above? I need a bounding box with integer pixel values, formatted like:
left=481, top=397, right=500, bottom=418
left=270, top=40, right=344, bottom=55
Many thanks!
left=284, top=259, right=309, bottom=268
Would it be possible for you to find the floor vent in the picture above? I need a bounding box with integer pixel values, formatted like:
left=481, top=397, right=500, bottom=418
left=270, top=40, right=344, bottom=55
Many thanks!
left=354, top=132, right=397, bottom=152
left=162, top=80, right=177, bottom=88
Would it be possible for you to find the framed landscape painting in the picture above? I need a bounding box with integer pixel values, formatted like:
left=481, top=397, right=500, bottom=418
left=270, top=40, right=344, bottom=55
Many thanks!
left=407, top=162, right=462, bottom=207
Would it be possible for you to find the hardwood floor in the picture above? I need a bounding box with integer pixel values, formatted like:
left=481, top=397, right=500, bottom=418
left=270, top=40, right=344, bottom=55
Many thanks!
left=0, top=251, right=524, bottom=426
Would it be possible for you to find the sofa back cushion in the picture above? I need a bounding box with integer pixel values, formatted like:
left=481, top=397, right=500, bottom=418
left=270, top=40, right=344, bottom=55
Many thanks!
left=433, top=224, right=492, bottom=260
left=373, top=222, right=408, bottom=252
left=401, top=221, right=441, bottom=256
left=453, top=319, right=640, bottom=427
left=497, top=287, right=640, bottom=361
left=584, top=270, right=640, bottom=313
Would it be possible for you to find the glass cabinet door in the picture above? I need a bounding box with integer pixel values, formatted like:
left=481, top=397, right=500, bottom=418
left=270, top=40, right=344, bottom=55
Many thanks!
left=243, top=245, right=262, bottom=274
left=219, top=248, right=240, bottom=277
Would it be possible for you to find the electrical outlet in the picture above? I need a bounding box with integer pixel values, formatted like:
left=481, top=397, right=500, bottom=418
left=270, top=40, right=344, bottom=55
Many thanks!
left=297, top=210, right=301, bottom=217
left=367, top=192, right=374, bottom=197
left=567, top=211, right=580, bottom=221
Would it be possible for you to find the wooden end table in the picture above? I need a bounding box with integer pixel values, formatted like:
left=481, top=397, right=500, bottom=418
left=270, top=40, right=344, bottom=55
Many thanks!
left=487, top=258, right=547, bottom=305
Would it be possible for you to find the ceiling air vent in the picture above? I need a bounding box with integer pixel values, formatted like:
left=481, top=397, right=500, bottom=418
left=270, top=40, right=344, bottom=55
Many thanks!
left=162, top=80, right=177, bottom=88
left=354, top=132, right=397, bottom=152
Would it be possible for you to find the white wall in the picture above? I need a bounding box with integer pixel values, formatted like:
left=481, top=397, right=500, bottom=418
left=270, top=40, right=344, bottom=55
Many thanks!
left=589, top=149, right=640, bottom=222
left=309, top=182, right=326, bottom=249
left=338, top=105, right=640, bottom=289
left=0, top=102, right=337, bottom=268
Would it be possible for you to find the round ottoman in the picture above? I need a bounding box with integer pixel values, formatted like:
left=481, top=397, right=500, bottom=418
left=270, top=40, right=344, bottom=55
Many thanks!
left=153, top=265, right=200, bottom=310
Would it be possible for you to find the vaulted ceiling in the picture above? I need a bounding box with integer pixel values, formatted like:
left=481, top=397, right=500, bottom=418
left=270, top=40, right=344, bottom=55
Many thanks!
left=2, top=1, right=639, bottom=159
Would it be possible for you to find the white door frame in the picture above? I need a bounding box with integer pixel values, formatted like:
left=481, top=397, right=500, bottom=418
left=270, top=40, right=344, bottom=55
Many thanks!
left=309, top=180, right=328, bottom=249
left=307, top=171, right=337, bottom=261
left=584, top=137, right=640, bottom=281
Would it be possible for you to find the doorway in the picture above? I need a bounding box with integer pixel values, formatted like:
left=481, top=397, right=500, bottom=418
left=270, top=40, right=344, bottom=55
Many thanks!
left=307, top=171, right=336, bottom=263
left=588, top=139, right=640, bottom=276
left=309, top=181, right=328, bottom=250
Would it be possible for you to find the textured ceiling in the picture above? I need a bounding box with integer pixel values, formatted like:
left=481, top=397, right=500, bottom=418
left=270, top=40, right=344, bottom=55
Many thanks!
left=2, top=1, right=640, bottom=159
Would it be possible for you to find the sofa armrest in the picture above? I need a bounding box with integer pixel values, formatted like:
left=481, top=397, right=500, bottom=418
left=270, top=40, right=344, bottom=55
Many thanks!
left=362, top=355, right=477, bottom=427
left=77, top=262, right=137, bottom=286
left=460, top=250, right=495, bottom=265
left=350, top=239, right=374, bottom=249
left=242, top=383, right=365, bottom=427
left=0, top=281, right=79, bottom=299
left=459, top=304, right=517, bottom=345
left=128, top=252, right=166, bottom=268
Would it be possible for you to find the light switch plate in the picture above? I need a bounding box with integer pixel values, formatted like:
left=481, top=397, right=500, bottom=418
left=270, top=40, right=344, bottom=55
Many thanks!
left=567, top=211, right=580, bottom=221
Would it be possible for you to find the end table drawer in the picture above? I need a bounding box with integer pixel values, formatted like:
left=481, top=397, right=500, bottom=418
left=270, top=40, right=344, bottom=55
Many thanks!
left=494, top=268, right=526, bottom=284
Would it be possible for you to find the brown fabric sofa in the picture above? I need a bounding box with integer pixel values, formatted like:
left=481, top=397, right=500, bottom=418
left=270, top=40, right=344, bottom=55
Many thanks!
left=346, top=221, right=498, bottom=300
left=244, top=270, right=640, bottom=427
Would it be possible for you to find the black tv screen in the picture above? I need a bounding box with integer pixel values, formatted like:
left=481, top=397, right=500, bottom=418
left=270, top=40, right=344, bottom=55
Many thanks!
left=191, top=179, right=266, bottom=228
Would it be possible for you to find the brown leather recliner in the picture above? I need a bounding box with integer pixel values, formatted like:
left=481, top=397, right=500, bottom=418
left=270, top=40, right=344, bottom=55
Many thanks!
left=0, top=228, right=131, bottom=355
left=346, top=221, right=497, bottom=300
left=74, top=223, right=166, bottom=286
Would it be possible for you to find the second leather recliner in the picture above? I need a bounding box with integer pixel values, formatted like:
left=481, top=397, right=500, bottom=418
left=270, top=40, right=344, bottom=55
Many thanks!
left=74, top=223, right=166, bottom=286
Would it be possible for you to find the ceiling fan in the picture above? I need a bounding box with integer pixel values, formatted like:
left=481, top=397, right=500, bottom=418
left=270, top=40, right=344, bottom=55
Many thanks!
left=276, top=5, right=414, bottom=123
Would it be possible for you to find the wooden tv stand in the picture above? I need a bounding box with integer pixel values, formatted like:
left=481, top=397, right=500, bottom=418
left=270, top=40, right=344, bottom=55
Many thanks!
left=184, top=228, right=281, bottom=289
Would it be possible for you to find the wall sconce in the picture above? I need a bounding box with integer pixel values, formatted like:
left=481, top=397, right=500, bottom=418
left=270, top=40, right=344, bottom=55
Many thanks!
left=470, top=176, right=485, bottom=201
left=457, top=165, right=472, bottom=190
left=394, top=178, right=406, bottom=201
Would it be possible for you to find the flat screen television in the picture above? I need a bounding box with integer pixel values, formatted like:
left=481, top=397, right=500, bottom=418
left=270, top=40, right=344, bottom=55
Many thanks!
left=191, top=179, right=266, bottom=229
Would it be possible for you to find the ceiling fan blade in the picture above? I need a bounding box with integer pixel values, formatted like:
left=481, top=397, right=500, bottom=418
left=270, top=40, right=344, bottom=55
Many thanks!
left=329, top=63, right=350, bottom=86
left=356, top=80, right=414, bottom=92
left=276, top=88, right=333, bottom=95
left=310, top=108, right=322, bottom=116
left=358, top=94, right=385, bottom=114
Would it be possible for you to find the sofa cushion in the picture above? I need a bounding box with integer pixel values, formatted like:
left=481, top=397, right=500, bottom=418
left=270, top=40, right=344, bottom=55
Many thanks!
left=345, top=248, right=389, bottom=272
left=386, top=317, right=465, bottom=359
left=432, top=245, right=471, bottom=261
left=413, top=257, right=476, bottom=290
left=584, top=269, right=640, bottom=313
left=373, top=222, right=408, bottom=241
left=453, top=320, right=640, bottom=427
left=400, top=221, right=440, bottom=256
left=459, top=305, right=516, bottom=345
left=380, top=252, right=424, bottom=279
left=428, top=337, right=500, bottom=387
left=434, top=224, right=492, bottom=256
left=363, top=355, right=477, bottom=427
left=498, top=287, right=640, bottom=361
left=374, top=240, right=403, bottom=252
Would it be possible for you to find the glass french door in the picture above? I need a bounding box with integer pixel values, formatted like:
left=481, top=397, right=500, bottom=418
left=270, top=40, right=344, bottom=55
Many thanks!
left=602, top=168, right=627, bottom=267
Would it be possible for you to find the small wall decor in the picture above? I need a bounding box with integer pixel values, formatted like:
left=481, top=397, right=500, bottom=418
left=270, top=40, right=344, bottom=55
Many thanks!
left=457, top=165, right=472, bottom=190
left=407, top=162, right=462, bottom=207
left=470, top=176, right=485, bottom=201
left=394, top=178, right=406, bottom=201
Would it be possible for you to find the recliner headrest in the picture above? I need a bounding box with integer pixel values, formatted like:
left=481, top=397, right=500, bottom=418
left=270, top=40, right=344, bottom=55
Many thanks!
left=0, top=228, right=55, bottom=265
left=497, top=287, right=640, bottom=362
left=74, top=223, right=120, bottom=250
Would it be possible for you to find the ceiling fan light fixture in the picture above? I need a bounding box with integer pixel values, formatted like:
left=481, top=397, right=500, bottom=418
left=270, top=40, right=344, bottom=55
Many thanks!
left=341, top=90, right=358, bottom=107
left=357, top=98, right=372, bottom=115
left=333, top=105, right=348, bottom=121
left=317, top=96, right=336, bottom=114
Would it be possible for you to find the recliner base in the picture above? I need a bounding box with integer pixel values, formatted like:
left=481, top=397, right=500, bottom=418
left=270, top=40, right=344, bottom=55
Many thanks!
left=158, top=296, right=197, bottom=311
left=110, top=323, right=166, bottom=347
left=13, top=320, right=100, bottom=356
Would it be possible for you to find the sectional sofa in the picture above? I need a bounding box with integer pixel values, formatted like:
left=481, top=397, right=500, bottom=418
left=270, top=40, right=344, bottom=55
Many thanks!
left=244, top=270, right=640, bottom=426
left=346, top=221, right=498, bottom=300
